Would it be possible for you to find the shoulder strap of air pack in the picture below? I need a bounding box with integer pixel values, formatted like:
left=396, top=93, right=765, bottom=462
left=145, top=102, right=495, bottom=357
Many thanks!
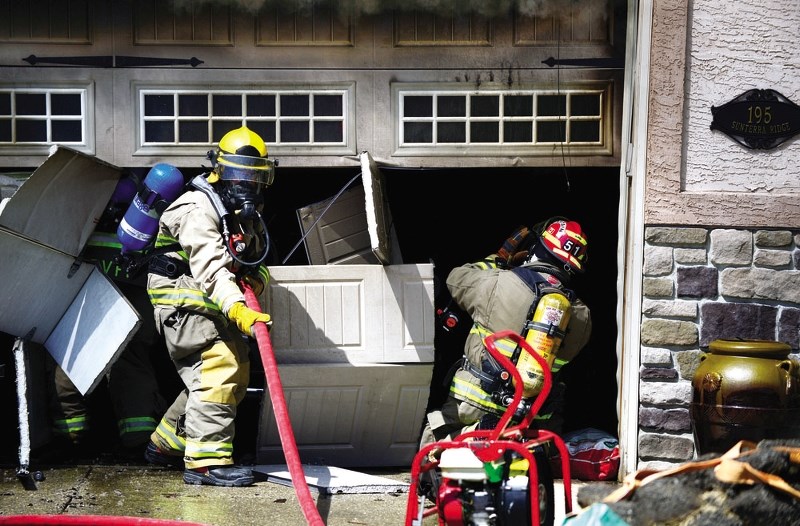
left=189, top=174, right=229, bottom=221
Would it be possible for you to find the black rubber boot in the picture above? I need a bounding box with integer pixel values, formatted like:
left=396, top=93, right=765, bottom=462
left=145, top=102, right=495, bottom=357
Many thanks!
left=183, top=465, right=254, bottom=487
left=144, top=442, right=184, bottom=469
left=418, top=468, right=442, bottom=503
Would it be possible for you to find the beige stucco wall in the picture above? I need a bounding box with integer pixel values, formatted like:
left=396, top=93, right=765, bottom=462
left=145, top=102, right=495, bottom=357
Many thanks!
left=683, top=0, right=799, bottom=194
left=645, top=0, right=800, bottom=227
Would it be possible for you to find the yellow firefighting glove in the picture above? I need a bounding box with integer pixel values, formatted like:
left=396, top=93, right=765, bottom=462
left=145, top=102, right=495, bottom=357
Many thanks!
left=227, top=301, right=272, bottom=336
left=496, top=226, right=531, bottom=265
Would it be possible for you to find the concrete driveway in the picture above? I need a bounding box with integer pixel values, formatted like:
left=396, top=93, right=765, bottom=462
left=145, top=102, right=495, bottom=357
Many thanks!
left=0, top=462, right=584, bottom=525
left=1, top=463, right=414, bottom=526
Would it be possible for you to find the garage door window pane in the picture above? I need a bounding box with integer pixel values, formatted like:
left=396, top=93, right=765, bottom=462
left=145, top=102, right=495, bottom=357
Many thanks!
left=537, top=121, right=565, bottom=142
left=314, top=95, right=342, bottom=116
left=405, top=122, right=432, bottom=143
left=314, top=121, right=342, bottom=142
left=213, top=94, right=242, bottom=116
left=571, top=121, right=600, bottom=142
left=281, top=121, right=309, bottom=142
left=404, top=96, right=432, bottom=117
left=247, top=95, right=276, bottom=116
left=17, top=120, right=46, bottom=141
left=471, top=121, right=498, bottom=142
left=471, top=96, right=499, bottom=117
left=145, top=121, right=174, bottom=142
left=438, top=122, right=465, bottom=143
left=51, top=121, right=82, bottom=142
left=145, top=95, right=174, bottom=117
left=16, top=93, right=46, bottom=115
left=504, top=95, right=532, bottom=117
left=0, top=88, right=87, bottom=146
left=538, top=95, right=566, bottom=117
left=281, top=95, right=309, bottom=116
left=504, top=121, right=532, bottom=142
left=179, top=94, right=208, bottom=116
left=179, top=121, right=208, bottom=142
left=572, top=94, right=600, bottom=116
left=438, top=96, right=465, bottom=117
left=51, top=94, right=82, bottom=116
left=0, top=93, right=10, bottom=115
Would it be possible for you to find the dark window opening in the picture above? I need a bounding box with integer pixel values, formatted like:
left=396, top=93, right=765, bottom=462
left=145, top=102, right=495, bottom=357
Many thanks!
left=213, top=94, right=242, bottom=117
left=404, top=122, right=432, bottom=143
left=247, top=95, right=276, bottom=117
left=438, top=96, right=465, bottom=117
left=179, top=121, right=208, bottom=142
left=538, top=95, right=566, bottom=117
left=51, top=121, right=81, bottom=142
left=571, top=121, right=600, bottom=142
left=144, top=121, right=174, bottom=142
left=471, top=95, right=499, bottom=117
left=404, top=96, right=432, bottom=117
left=314, top=121, right=342, bottom=142
left=313, top=95, right=342, bottom=116
left=438, top=122, right=465, bottom=143
left=281, top=95, right=310, bottom=117
left=179, top=95, right=208, bottom=117
left=16, top=93, right=46, bottom=115
left=471, top=121, right=498, bottom=142
left=144, top=95, right=174, bottom=117
left=504, top=95, right=533, bottom=117
left=504, top=121, right=532, bottom=142
left=281, top=121, right=309, bottom=142
left=16, top=120, right=46, bottom=141
left=51, top=94, right=82, bottom=116
left=537, top=121, right=565, bottom=142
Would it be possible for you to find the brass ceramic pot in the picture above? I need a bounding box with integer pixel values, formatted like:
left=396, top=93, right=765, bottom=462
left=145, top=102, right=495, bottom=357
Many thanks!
left=690, top=339, right=800, bottom=455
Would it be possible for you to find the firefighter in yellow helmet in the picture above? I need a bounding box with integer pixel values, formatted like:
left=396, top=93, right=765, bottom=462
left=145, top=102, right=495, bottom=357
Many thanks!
left=144, top=126, right=274, bottom=487
left=418, top=218, right=592, bottom=499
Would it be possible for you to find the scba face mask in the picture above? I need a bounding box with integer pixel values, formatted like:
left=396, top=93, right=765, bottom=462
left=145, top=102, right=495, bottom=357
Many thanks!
left=216, top=154, right=275, bottom=219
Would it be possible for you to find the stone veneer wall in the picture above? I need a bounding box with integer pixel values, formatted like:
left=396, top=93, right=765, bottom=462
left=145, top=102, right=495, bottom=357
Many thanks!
left=637, top=226, right=800, bottom=470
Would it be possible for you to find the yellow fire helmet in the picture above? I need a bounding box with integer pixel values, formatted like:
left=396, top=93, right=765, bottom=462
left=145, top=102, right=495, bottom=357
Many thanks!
left=208, top=126, right=274, bottom=187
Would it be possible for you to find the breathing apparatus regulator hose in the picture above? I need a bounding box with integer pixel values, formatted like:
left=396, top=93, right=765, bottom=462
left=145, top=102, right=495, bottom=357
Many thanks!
left=221, top=212, right=271, bottom=268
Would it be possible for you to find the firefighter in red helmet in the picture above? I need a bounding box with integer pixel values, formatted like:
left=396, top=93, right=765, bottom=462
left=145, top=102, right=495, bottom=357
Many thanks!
left=418, top=218, right=592, bottom=497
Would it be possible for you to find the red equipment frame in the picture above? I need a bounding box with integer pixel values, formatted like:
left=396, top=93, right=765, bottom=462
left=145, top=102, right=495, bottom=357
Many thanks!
left=405, top=329, right=573, bottom=526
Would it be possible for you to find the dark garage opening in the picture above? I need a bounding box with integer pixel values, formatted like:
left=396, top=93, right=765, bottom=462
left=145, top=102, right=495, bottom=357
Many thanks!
left=264, top=165, right=620, bottom=440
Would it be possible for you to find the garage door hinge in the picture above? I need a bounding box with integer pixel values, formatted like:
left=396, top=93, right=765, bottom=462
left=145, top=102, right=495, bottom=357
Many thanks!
left=23, top=55, right=204, bottom=68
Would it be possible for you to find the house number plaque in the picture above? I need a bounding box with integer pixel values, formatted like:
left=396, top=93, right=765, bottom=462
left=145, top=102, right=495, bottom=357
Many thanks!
left=710, top=89, right=800, bottom=150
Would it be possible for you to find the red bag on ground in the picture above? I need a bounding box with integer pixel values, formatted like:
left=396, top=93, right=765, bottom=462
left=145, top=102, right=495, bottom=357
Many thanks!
left=562, top=427, right=620, bottom=481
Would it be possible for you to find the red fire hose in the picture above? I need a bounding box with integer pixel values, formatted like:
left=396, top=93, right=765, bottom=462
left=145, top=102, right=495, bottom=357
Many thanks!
left=0, top=517, right=207, bottom=526
left=242, top=282, right=325, bottom=526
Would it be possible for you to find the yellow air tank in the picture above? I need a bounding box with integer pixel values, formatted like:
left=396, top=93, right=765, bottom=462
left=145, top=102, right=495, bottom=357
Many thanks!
left=514, top=291, right=572, bottom=397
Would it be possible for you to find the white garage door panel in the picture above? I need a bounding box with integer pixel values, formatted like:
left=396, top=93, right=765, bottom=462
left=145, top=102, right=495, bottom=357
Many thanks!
left=257, top=363, right=432, bottom=467
left=267, top=264, right=433, bottom=364
left=260, top=264, right=434, bottom=465
left=383, top=267, right=436, bottom=363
